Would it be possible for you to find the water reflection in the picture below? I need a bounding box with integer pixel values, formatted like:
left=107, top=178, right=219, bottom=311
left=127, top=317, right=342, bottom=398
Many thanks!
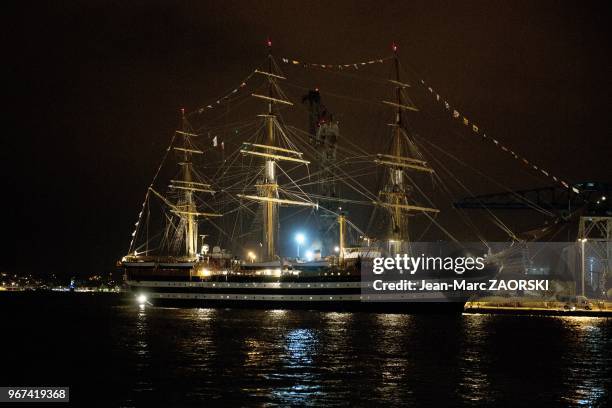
left=133, top=304, right=152, bottom=393
left=458, top=314, right=493, bottom=404
left=112, top=306, right=612, bottom=407
left=557, top=316, right=610, bottom=406
left=270, top=320, right=322, bottom=405
left=285, top=328, right=317, bottom=366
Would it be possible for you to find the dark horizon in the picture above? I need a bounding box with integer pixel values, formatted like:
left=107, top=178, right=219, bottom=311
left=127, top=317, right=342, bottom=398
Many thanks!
left=4, top=0, right=611, bottom=278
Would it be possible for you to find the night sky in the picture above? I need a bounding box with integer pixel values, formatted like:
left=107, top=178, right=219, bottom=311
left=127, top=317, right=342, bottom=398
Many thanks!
left=4, top=1, right=611, bottom=278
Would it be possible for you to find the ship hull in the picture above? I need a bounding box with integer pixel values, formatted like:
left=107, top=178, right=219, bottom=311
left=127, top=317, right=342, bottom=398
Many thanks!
left=126, top=280, right=467, bottom=314
left=146, top=297, right=466, bottom=314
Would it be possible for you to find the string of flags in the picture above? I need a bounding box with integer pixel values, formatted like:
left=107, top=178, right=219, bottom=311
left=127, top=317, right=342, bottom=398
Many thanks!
left=190, top=70, right=257, bottom=116
left=419, top=79, right=580, bottom=194
left=131, top=72, right=249, bottom=248
left=280, top=56, right=392, bottom=70
left=129, top=131, right=180, bottom=253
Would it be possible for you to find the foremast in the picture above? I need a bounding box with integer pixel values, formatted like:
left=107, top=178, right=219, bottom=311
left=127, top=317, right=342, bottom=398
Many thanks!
left=146, top=112, right=220, bottom=260
left=178, top=112, right=198, bottom=257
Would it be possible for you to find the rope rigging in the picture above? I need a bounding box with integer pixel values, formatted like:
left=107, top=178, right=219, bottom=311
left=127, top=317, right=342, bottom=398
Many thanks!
left=126, top=47, right=569, bottom=258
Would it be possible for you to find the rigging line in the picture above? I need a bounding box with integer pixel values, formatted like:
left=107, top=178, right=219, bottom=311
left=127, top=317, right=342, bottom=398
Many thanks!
left=309, top=194, right=373, bottom=206
left=281, top=58, right=393, bottom=85
left=403, top=167, right=489, bottom=245
left=401, top=134, right=491, bottom=244
left=206, top=217, right=249, bottom=253
left=365, top=201, right=380, bottom=238
left=423, top=134, right=549, bottom=217
left=220, top=168, right=265, bottom=207
left=421, top=211, right=461, bottom=244
left=413, top=216, right=436, bottom=242
left=281, top=188, right=317, bottom=207
left=160, top=213, right=178, bottom=251
left=401, top=94, right=553, bottom=215
left=420, top=140, right=514, bottom=240
left=187, top=69, right=258, bottom=119
left=400, top=59, right=578, bottom=193
left=202, top=119, right=261, bottom=139
left=276, top=163, right=314, bottom=204
left=213, top=122, right=264, bottom=181
left=133, top=232, right=162, bottom=254
left=415, top=132, right=554, bottom=218
left=278, top=158, right=376, bottom=188
left=278, top=136, right=383, bottom=202
left=286, top=124, right=372, bottom=158
left=128, top=129, right=178, bottom=253
left=194, top=96, right=255, bottom=127
left=283, top=81, right=383, bottom=108
left=295, top=171, right=378, bottom=189
left=278, top=206, right=313, bottom=223
left=272, top=117, right=303, bottom=153
left=221, top=200, right=259, bottom=216
left=318, top=206, right=367, bottom=237
left=325, top=159, right=379, bottom=201
left=415, top=138, right=520, bottom=241
left=194, top=87, right=262, bottom=126
left=196, top=121, right=260, bottom=141
left=198, top=117, right=258, bottom=130
left=281, top=165, right=377, bottom=189
left=281, top=161, right=373, bottom=188
left=283, top=123, right=345, bottom=160
left=280, top=55, right=392, bottom=68
left=282, top=141, right=374, bottom=190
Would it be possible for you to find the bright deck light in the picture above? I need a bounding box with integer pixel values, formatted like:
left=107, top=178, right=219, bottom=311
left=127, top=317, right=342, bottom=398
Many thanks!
left=305, top=250, right=314, bottom=261
left=295, top=233, right=306, bottom=258
left=137, top=294, right=148, bottom=304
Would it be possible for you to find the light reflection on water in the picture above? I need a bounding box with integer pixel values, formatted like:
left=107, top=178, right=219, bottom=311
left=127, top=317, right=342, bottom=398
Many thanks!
left=556, top=316, right=609, bottom=407
left=114, top=307, right=611, bottom=407
left=458, top=314, right=492, bottom=404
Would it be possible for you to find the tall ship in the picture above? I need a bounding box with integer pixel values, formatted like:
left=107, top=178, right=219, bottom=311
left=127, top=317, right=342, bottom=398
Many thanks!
left=119, top=43, right=587, bottom=312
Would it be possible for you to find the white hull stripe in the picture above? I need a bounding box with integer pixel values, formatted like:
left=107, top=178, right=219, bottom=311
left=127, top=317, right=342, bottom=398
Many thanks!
left=127, top=280, right=460, bottom=290
left=144, top=292, right=452, bottom=302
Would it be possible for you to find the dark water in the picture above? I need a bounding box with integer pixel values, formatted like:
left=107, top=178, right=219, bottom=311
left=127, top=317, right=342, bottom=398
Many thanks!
left=1, top=293, right=611, bottom=407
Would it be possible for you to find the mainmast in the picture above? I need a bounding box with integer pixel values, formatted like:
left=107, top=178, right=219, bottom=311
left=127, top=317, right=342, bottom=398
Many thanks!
left=375, top=43, right=438, bottom=255
left=238, top=39, right=316, bottom=261
left=261, top=40, right=279, bottom=261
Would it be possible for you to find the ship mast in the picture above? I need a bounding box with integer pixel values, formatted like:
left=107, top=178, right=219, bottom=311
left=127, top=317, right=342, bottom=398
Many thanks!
left=180, top=111, right=198, bottom=257
left=375, top=43, right=438, bottom=255
left=261, top=41, right=279, bottom=261
left=146, top=112, right=221, bottom=259
left=238, top=39, right=316, bottom=261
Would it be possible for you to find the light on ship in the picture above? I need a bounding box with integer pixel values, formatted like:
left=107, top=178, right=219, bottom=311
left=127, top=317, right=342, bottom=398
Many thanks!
left=137, top=294, right=148, bottom=304
left=295, top=233, right=306, bottom=258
